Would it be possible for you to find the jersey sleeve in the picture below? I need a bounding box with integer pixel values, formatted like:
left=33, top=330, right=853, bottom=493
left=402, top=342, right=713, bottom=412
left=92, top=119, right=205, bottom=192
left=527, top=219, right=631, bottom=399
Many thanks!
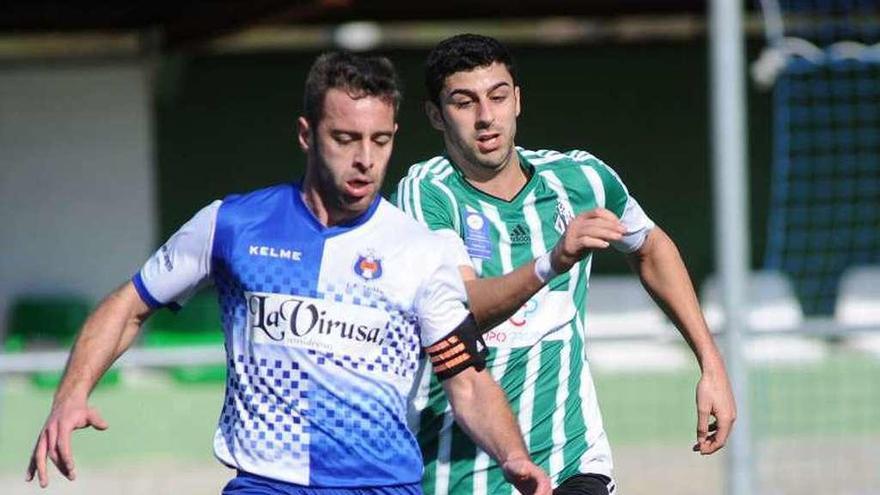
left=393, top=171, right=472, bottom=268
left=614, top=195, right=655, bottom=253
left=394, top=170, right=458, bottom=231
left=580, top=152, right=656, bottom=254
left=413, top=233, right=472, bottom=348
left=132, top=200, right=221, bottom=310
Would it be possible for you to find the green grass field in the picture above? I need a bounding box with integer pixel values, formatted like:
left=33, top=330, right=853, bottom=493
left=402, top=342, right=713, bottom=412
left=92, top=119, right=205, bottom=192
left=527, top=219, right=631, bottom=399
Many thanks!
left=597, top=352, right=880, bottom=445
left=2, top=347, right=878, bottom=494
left=1, top=377, right=220, bottom=471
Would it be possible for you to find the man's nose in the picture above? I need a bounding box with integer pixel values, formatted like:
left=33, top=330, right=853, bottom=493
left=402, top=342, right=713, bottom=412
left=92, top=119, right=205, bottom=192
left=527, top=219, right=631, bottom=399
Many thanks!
left=476, top=101, right=494, bottom=128
left=354, top=142, right=373, bottom=171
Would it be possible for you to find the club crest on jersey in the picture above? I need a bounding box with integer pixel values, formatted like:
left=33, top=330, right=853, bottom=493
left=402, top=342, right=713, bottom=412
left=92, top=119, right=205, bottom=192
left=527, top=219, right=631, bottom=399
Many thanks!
left=554, top=201, right=575, bottom=235
left=354, top=251, right=383, bottom=281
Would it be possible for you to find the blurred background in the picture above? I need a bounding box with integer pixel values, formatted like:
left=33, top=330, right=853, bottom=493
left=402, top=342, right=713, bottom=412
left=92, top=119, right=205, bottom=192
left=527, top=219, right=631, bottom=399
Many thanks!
left=0, top=0, right=878, bottom=494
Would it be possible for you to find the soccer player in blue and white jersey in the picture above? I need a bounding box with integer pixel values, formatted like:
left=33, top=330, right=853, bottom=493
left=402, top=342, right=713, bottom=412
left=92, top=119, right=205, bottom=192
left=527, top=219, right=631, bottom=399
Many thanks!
left=26, top=52, right=551, bottom=495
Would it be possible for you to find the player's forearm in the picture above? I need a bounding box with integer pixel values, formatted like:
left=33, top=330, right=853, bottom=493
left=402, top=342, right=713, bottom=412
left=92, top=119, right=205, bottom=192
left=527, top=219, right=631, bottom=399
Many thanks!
left=627, top=228, right=724, bottom=371
left=442, top=368, right=530, bottom=465
left=54, top=282, right=149, bottom=404
left=464, top=262, right=545, bottom=331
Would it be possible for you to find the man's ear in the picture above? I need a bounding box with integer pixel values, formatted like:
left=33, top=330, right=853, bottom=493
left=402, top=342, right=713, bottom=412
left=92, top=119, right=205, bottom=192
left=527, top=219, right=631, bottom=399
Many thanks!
left=514, top=86, right=522, bottom=118
left=425, top=101, right=445, bottom=131
left=297, top=116, right=312, bottom=152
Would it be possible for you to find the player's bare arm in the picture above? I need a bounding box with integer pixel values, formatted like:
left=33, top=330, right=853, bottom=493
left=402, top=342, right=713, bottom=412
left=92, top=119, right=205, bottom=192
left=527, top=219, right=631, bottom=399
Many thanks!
left=26, top=281, right=152, bottom=488
left=441, top=367, right=551, bottom=495
left=425, top=315, right=550, bottom=494
left=462, top=207, right=625, bottom=330
left=625, top=226, right=737, bottom=455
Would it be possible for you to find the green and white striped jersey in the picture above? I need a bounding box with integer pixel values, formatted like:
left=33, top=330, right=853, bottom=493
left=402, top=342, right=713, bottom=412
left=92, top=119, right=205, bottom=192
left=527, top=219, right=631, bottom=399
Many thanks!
left=393, top=147, right=654, bottom=495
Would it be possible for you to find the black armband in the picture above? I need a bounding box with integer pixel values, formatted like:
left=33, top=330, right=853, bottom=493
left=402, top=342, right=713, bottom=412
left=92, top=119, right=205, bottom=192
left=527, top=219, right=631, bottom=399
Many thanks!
left=425, top=314, right=489, bottom=381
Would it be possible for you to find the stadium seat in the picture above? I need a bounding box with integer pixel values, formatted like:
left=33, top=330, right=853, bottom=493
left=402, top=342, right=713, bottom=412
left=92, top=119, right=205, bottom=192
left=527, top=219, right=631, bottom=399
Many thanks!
left=143, top=289, right=225, bottom=383
left=584, top=275, right=689, bottom=372
left=834, top=265, right=880, bottom=357
left=5, top=295, right=120, bottom=388
left=701, top=271, right=827, bottom=364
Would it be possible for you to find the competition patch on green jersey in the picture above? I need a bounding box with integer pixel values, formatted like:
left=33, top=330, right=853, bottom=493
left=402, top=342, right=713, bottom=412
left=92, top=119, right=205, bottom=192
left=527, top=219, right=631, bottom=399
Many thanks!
left=462, top=210, right=494, bottom=259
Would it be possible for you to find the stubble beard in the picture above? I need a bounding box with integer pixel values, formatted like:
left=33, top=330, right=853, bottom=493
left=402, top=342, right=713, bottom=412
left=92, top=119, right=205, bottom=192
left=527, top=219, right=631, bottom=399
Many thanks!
left=312, top=148, right=382, bottom=218
left=458, top=138, right=516, bottom=178
left=308, top=147, right=352, bottom=218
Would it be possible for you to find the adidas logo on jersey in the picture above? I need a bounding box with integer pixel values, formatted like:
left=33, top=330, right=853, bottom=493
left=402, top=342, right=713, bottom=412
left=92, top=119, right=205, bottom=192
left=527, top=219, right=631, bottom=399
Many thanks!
left=510, top=224, right=531, bottom=245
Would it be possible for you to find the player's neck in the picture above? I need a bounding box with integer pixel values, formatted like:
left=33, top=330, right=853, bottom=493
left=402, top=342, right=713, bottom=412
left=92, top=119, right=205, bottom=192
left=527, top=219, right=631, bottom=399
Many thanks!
left=455, top=149, right=528, bottom=202
left=300, top=176, right=354, bottom=227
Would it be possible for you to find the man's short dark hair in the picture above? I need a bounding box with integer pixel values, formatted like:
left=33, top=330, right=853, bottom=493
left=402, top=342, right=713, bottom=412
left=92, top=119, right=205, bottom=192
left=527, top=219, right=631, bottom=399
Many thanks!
left=304, top=51, right=401, bottom=125
left=425, top=34, right=517, bottom=106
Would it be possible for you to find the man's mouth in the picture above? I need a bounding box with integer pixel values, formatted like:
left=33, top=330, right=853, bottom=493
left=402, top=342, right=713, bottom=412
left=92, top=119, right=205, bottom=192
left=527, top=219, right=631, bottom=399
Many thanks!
left=344, top=178, right=373, bottom=198
left=476, top=133, right=501, bottom=152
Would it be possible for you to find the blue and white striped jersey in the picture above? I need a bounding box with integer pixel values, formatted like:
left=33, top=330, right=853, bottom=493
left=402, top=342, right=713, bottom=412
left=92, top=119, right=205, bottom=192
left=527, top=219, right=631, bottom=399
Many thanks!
left=133, top=182, right=470, bottom=487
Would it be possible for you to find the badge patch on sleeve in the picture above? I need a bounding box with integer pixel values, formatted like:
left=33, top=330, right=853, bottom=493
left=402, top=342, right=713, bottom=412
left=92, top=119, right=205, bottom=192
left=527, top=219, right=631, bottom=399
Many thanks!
left=462, top=210, right=493, bottom=260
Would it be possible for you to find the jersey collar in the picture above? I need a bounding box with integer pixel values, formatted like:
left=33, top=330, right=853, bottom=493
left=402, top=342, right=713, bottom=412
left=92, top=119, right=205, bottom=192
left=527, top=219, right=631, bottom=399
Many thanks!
left=291, top=182, right=382, bottom=237
left=449, top=148, right=540, bottom=206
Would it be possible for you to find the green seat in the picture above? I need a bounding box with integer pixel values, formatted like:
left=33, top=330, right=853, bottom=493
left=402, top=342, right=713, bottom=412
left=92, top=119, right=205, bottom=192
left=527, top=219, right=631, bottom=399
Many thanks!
left=144, top=289, right=225, bottom=383
left=4, top=334, right=24, bottom=353
left=5, top=295, right=119, bottom=389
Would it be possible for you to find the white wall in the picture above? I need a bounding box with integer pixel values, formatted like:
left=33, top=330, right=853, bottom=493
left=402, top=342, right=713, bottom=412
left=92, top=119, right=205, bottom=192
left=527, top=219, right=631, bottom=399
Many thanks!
left=0, top=62, right=157, bottom=333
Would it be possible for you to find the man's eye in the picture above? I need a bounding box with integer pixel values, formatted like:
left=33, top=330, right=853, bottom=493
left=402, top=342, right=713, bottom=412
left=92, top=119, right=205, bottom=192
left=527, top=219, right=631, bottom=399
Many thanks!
left=374, top=136, right=392, bottom=145
left=491, top=94, right=507, bottom=102
left=334, top=135, right=354, bottom=144
left=454, top=100, right=473, bottom=109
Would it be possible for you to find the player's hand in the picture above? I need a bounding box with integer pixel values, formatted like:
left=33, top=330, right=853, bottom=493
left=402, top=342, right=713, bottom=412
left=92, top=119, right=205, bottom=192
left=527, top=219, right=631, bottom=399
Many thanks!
left=26, top=398, right=109, bottom=487
left=693, top=363, right=736, bottom=455
left=501, top=455, right=552, bottom=495
left=550, top=208, right=625, bottom=274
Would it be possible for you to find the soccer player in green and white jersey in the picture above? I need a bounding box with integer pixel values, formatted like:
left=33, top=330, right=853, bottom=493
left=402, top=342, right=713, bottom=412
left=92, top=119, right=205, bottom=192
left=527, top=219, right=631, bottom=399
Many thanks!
left=393, top=34, right=737, bottom=495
